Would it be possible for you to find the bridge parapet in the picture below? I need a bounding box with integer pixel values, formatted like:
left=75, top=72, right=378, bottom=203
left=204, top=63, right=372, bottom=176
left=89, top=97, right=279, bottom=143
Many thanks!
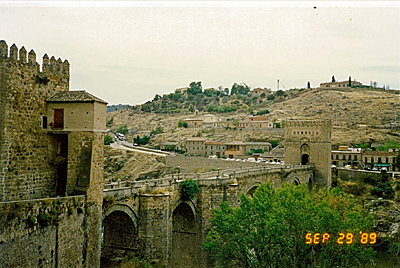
left=103, top=164, right=314, bottom=198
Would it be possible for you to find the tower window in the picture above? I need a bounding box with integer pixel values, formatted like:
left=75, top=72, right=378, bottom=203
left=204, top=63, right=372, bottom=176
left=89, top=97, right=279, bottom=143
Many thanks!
left=42, top=116, right=48, bottom=129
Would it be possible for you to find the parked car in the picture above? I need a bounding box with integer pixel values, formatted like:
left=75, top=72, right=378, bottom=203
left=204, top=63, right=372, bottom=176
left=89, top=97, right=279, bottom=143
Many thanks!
left=115, top=133, right=126, bottom=141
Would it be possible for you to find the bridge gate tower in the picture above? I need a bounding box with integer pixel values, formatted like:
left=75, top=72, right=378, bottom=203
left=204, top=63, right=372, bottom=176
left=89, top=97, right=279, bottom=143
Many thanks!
left=284, top=120, right=332, bottom=189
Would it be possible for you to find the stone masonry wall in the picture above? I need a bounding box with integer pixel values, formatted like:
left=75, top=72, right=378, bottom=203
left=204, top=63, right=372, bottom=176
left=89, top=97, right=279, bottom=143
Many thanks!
left=0, top=195, right=86, bottom=267
left=103, top=165, right=314, bottom=268
left=165, top=155, right=262, bottom=171
left=84, top=131, right=105, bottom=267
left=0, top=41, right=70, bottom=202
left=285, top=120, right=331, bottom=189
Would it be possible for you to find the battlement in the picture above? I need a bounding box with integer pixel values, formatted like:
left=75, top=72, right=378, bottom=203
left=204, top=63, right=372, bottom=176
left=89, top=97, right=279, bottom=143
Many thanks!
left=0, top=40, right=69, bottom=76
left=285, top=119, right=331, bottom=128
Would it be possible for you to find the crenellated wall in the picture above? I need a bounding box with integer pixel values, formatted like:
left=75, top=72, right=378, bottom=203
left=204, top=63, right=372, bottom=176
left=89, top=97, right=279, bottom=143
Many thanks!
left=0, top=41, right=105, bottom=267
left=0, top=40, right=70, bottom=202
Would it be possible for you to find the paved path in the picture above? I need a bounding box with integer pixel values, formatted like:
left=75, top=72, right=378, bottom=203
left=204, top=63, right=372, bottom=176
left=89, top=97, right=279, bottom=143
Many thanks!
left=110, top=142, right=171, bottom=156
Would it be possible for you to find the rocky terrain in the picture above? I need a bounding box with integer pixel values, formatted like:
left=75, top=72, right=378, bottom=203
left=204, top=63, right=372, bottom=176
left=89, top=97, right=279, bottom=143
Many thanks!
left=103, top=147, right=173, bottom=184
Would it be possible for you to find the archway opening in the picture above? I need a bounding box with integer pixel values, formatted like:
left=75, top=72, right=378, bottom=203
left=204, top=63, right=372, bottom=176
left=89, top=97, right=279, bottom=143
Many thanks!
left=172, top=203, right=197, bottom=268
left=293, top=178, right=300, bottom=186
left=247, top=186, right=258, bottom=197
left=301, top=154, right=309, bottom=165
left=102, top=210, right=138, bottom=266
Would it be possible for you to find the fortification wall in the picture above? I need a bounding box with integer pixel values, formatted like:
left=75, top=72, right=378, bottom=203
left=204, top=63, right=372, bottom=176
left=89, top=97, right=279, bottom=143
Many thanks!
left=0, top=40, right=70, bottom=202
left=335, top=168, right=382, bottom=182
left=0, top=196, right=86, bottom=268
left=165, top=155, right=261, bottom=171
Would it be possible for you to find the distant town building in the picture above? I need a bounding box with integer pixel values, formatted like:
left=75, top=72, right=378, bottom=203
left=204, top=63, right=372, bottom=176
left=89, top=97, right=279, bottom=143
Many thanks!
left=225, top=141, right=246, bottom=158
left=319, top=78, right=363, bottom=89
left=249, top=87, right=270, bottom=96
left=331, top=146, right=399, bottom=171
left=185, top=137, right=206, bottom=155
left=183, top=118, right=203, bottom=128
left=175, top=87, right=188, bottom=94
left=245, top=142, right=272, bottom=154
left=205, top=142, right=226, bottom=157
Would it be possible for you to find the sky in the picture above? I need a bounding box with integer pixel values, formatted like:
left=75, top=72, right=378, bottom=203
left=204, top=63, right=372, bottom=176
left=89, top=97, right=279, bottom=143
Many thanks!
left=1, top=1, right=400, bottom=105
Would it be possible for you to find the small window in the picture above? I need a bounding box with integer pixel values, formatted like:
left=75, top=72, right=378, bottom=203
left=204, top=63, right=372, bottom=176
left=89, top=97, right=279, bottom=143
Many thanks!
left=53, top=109, right=64, bottom=129
left=42, top=116, right=48, bottom=129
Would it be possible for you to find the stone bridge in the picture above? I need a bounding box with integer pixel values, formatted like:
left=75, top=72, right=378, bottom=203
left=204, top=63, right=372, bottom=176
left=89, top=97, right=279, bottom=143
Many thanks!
left=102, top=164, right=314, bottom=268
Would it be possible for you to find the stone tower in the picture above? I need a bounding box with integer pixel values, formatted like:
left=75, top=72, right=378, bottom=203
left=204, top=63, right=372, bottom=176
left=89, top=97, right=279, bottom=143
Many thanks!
left=284, top=119, right=332, bottom=189
left=0, top=40, right=106, bottom=267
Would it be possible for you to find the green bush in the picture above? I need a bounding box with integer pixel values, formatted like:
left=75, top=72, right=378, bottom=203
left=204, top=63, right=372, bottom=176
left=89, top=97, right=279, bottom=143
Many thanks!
left=180, top=179, right=199, bottom=201
left=38, top=213, right=54, bottom=228
left=116, top=124, right=128, bottom=135
left=371, top=181, right=395, bottom=198
left=26, top=215, right=36, bottom=227
left=104, top=134, right=113, bottom=145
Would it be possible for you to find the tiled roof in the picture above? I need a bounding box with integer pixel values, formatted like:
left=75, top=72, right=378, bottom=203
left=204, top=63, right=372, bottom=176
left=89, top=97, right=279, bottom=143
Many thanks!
left=47, top=90, right=107, bottom=104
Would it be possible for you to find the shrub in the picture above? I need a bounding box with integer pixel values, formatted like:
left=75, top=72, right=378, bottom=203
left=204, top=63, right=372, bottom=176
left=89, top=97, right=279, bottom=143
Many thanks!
left=116, top=124, right=128, bottom=135
left=180, top=179, right=199, bottom=201
left=104, top=134, right=113, bottom=145
left=38, top=213, right=54, bottom=228
left=371, top=181, right=395, bottom=198
left=27, top=215, right=36, bottom=227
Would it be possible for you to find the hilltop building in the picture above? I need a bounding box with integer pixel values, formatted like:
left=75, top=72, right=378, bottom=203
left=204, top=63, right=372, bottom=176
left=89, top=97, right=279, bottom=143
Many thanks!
left=0, top=40, right=106, bottom=267
left=319, top=76, right=365, bottom=89
left=249, top=87, right=270, bottom=96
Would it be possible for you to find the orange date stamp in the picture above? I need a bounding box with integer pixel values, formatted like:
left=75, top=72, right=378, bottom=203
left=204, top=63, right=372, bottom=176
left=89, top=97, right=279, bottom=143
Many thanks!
left=305, top=232, right=377, bottom=245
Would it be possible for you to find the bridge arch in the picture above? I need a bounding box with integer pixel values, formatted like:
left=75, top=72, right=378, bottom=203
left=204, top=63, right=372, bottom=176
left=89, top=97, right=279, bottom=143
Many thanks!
left=171, top=199, right=196, bottom=218
left=293, top=177, right=301, bottom=186
left=103, top=204, right=139, bottom=253
left=171, top=201, right=197, bottom=268
left=244, top=182, right=261, bottom=197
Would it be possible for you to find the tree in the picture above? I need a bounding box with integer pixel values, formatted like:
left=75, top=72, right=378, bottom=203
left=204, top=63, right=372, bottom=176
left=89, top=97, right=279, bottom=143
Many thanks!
left=332, top=75, right=336, bottom=83
left=134, top=135, right=150, bottom=145
left=182, top=122, right=188, bottom=128
left=203, top=182, right=375, bottom=268
left=348, top=76, right=352, bottom=87
left=269, top=140, right=279, bottom=148
left=116, top=124, right=128, bottom=135
left=180, top=179, right=199, bottom=201
left=275, top=90, right=285, bottom=97
left=106, top=117, right=114, bottom=127
left=104, top=134, right=113, bottom=145
left=187, top=81, right=203, bottom=95
left=153, top=94, right=161, bottom=101
left=267, top=94, right=275, bottom=101
left=177, top=121, right=184, bottom=128
left=231, top=83, right=250, bottom=95
left=307, top=81, right=311, bottom=89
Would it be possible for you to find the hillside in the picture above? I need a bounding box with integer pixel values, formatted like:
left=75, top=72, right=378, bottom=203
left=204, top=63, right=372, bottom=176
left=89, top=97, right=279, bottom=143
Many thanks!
left=106, top=86, right=400, bottom=147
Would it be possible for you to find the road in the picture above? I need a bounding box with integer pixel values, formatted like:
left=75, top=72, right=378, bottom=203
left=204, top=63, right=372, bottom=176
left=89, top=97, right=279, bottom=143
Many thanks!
left=110, top=141, right=172, bottom=156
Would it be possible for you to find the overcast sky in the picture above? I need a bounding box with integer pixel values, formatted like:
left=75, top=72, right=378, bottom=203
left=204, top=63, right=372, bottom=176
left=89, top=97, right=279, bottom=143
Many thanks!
left=1, top=1, right=399, bottom=104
